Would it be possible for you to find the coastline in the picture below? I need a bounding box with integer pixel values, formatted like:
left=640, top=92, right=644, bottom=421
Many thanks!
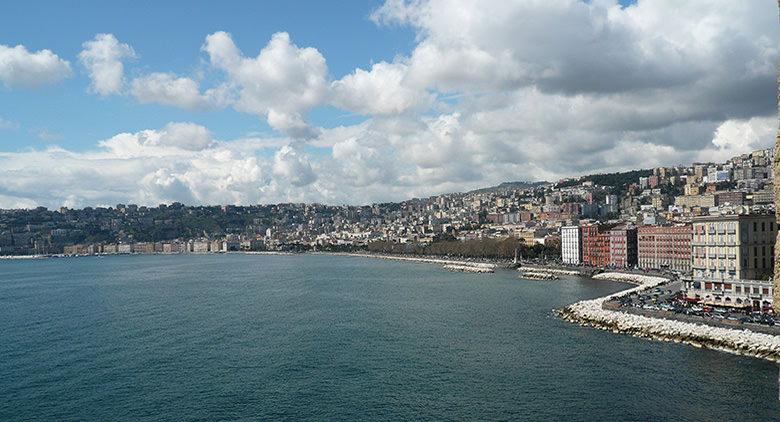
left=322, top=252, right=498, bottom=269
left=556, top=272, right=780, bottom=363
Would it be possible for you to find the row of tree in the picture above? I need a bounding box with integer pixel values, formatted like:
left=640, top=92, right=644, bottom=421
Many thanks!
left=366, top=237, right=560, bottom=261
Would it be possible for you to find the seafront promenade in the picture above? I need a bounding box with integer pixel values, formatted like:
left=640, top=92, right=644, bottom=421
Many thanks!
left=557, top=272, right=780, bottom=362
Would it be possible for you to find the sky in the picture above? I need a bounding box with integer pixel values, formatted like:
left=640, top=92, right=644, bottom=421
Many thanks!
left=0, top=0, right=777, bottom=209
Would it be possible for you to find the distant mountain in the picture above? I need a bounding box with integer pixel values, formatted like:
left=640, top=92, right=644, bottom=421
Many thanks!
left=466, top=181, right=549, bottom=195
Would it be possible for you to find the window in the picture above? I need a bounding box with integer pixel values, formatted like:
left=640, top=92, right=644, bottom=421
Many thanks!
left=762, top=222, right=766, bottom=231
left=754, top=222, right=758, bottom=231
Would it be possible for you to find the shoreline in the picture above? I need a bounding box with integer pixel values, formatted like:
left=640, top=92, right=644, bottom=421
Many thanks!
left=556, top=272, right=780, bottom=363
left=322, top=252, right=498, bottom=269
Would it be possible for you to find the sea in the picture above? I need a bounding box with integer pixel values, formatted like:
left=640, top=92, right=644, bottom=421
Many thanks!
left=1, top=253, right=779, bottom=421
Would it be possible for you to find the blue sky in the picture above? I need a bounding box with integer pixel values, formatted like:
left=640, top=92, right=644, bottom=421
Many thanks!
left=0, top=0, right=776, bottom=208
left=0, top=0, right=415, bottom=151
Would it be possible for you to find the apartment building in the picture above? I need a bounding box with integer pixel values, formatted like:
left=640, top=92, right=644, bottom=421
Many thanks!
left=637, top=224, right=692, bottom=272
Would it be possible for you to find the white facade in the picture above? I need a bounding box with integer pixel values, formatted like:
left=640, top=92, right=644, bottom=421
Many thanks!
left=561, top=225, right=581, bottom=265
left=684, top=278, right=773, bottom=309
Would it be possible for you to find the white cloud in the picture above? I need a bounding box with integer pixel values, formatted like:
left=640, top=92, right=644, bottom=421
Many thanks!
left=3, top=1, right=779, bottom=208
left=99, top=122, right=214, bottom=157
left=0, top=44, right=71, bottom=88
left=79, top=33, right=135, bottom=95
left=331, top=61, right=433, bottom=115
left=202, top=31, right=328, bottom=138
left=272, top=145, right=316, bottom=187
left=701, top=117, right=777, bottom=163
left=129, top=72, right=215, bottom=110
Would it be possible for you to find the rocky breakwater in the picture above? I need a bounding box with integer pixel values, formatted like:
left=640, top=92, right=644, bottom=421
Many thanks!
left=443, top=264, right=495, bottom=273
left=557, top=272, right=780, bottom=362
left=518, top=270, right=559, bottom=280
left=339, top=253, right=496, bottom=273
left=521, top=266, right=580, bottom=276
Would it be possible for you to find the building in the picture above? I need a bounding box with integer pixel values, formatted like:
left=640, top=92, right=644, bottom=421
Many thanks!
left=690, top=214, right=775, bottom=282
left=686, top=279, right=774, bottom=310
left=560, top=226, right=581, bottom=265
left=581, top=223, right=614, bottom=267
left=686, top=214, right=776, bottom=308
left=714, top=191, right=746, bottom=206
left=751, top=185, right=774, bottom=204
left=609, top=225, right=637, bottom=268
left=117, top=243, right=133, bottom=254
left=674, top=194, right=716, bottom=209
left=637, top=224, right=692, bottom=272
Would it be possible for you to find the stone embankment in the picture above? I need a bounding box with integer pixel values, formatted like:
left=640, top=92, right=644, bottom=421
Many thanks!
left=558, top=272, right=780, bottom=362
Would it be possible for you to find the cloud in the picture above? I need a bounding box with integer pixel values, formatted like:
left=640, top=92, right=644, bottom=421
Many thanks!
left=99, top=122, right=214, bottom=157
left=700, top=117, right=778, bottom=163
left=272, top=145, right=316, bottom=187
left=79, top=33, right=135, bottom=95
left=0, top=123, right=261, bottom=208
left=331, top=61, right=433, bottom=115
left=202, top=31, right=328, bottom=138
left=129, top=72, right=217, bottom=110
left=2, top=1, right=778, bottom=208
left=0, top=44, right=71, bottom=88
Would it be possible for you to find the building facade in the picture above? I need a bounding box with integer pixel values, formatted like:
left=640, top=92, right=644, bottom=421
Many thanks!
left=686, top=213, right=776, bottom=308
left=637, top=224, right=692, bottom=272
left=561, top=225, right=581, bottom=265
left=690, top=214, right=775, bottom=282
left=609, top=225, right=638, bottom=268
left=685, top=279, right=774, bottom=310
left=581, top=223, right=614, bottom=267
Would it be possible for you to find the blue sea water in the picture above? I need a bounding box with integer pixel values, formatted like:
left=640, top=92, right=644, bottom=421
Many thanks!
left=1, top=253, right=779, bottom=421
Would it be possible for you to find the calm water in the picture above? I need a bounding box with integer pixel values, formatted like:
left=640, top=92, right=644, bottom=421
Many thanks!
left=1, top=254, right=778, bottom=421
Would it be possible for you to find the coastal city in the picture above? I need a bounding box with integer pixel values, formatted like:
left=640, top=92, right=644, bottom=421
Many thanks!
left=1, top=147, right=776, bottom=317
left=3, top=0, right=779, bottom=418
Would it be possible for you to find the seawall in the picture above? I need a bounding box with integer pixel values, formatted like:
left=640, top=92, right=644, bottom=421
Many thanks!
left=557, top=272, right=780, bottom=362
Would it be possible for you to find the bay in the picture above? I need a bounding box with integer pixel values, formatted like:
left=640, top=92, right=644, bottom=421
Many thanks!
left=1, top=254, right=778, bottom=421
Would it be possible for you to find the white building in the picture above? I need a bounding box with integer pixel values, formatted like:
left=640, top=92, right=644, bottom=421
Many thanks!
left=685, top=279, right=773, bottom=310
left=561, top=225, right=582, bottom=265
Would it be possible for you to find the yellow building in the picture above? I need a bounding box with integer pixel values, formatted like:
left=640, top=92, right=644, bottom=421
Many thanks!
left=687, top=214, right=776, bottom=308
